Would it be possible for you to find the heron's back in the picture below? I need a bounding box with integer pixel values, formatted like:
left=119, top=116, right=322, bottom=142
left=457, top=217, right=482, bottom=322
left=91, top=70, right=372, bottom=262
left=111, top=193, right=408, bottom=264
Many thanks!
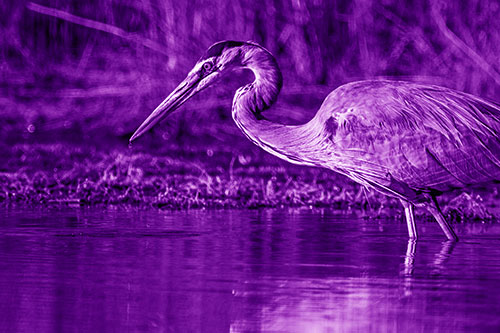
left=314, top=80, right=500, bottom=196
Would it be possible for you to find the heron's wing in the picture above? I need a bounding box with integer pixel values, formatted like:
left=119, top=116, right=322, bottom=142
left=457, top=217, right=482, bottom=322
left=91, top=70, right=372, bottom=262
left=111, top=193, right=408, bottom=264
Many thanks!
left=321, top=80, right=500, bottom=194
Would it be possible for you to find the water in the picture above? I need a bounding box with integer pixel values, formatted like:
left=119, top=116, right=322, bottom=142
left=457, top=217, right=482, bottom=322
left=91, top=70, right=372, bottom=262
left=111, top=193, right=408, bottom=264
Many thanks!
left=0, top=208, right=499, bottom=332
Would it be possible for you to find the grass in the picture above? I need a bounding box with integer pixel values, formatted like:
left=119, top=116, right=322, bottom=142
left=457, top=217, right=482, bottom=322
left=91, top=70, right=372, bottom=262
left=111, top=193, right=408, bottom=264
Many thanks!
left=0, top=138, right=373, bottom=209
left=0, top=134, right=498, bottom=222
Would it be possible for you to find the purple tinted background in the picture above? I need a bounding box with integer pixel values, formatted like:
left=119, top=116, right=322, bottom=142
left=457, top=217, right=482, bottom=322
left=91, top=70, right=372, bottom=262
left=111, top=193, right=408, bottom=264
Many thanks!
left=2, top=3, right=500, bottom=331
left=2, top=0, right=500, bottom=143
left=1, top=1, right=500, bottom=211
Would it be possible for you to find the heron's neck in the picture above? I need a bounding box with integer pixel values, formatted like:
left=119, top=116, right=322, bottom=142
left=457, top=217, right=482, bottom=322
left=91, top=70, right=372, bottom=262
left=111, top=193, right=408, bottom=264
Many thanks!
left=233, top=45, right=283, bottom=117
left=231, top=45, right=320, bottom=166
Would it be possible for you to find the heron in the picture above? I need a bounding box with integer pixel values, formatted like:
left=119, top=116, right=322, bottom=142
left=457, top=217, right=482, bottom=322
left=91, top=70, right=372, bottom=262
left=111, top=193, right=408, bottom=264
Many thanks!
left=130, top=40, right=500, bottom=241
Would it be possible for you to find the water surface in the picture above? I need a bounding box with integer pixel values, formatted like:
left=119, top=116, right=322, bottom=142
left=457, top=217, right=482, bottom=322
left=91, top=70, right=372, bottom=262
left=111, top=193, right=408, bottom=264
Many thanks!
left=0, top=208, right=499, bottom=332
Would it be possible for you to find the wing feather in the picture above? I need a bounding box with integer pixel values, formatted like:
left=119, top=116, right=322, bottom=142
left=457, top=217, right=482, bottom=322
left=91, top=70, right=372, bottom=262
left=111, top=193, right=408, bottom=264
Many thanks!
left=320, top=80, right=500, bottom=194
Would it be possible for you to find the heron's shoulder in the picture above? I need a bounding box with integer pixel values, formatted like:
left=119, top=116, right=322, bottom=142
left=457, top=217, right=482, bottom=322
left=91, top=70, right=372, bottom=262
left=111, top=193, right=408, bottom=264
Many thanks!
left=318, top=79, right=500, bottom=149
left=321, top=80, right=500, bottom=125
left=325, top=79, right=499, bottom=108
left=317, top=80, right=410, bottom=123
left=324, top=80, right=446, bottom=105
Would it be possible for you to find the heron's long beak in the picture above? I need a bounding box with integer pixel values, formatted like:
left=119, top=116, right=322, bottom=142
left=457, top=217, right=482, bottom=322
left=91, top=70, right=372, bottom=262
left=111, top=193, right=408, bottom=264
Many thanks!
left=130, top=73, right=201, bottom=143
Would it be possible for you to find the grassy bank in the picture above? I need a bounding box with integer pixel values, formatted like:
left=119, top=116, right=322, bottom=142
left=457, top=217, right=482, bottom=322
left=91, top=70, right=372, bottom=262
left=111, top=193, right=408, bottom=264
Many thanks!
left=0, top=139, right=371, bottom=209
left=0, top=136, right=498, bottom=222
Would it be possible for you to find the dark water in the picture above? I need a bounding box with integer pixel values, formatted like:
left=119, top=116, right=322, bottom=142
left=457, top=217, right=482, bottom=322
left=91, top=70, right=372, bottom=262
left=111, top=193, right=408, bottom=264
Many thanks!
left=0, top=208, right=499, bottom=332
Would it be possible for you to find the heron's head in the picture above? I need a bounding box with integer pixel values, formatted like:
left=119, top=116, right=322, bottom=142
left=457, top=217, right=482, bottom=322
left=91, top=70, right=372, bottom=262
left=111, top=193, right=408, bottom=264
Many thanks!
left=130, top=40, right=247, bottom=142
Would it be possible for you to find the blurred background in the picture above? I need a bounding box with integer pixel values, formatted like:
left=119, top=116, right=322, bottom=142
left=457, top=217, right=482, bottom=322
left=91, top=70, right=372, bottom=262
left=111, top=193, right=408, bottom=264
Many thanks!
left=1, top=0, right=500, bottom=210
left=3, top=0, right=500, bottom=141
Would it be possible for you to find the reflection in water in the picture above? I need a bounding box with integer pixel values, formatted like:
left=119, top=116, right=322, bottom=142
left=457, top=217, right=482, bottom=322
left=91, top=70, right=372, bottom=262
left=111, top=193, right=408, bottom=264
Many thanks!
left=403, top=239, right=417, bottom=276
left=432, top=240, right=457, bottom=270
left=0, top=208, right=499, bottom=331
left=402, top=239, right=458, bottom=277
left=401, top=239, right=457, bottom=298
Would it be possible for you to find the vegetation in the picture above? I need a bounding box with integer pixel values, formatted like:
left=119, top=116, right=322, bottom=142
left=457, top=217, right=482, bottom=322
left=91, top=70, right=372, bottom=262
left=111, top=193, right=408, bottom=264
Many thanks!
left=1, top=0, right=500, bottom=219
left=1, top=140, right=497, bottom=221
left=0, top=140, right=375, bottom=208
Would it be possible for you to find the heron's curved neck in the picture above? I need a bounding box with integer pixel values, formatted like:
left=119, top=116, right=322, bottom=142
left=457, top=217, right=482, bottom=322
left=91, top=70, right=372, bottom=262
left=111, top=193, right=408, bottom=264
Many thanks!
left=233, top=45, right=283, bottom=118
left=231, top=45, right=319, bottom=165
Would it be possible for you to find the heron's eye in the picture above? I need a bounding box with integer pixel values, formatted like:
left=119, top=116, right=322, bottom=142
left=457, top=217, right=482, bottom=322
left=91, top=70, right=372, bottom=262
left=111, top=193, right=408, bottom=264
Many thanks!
left=202, top=62, right=213, bottom=73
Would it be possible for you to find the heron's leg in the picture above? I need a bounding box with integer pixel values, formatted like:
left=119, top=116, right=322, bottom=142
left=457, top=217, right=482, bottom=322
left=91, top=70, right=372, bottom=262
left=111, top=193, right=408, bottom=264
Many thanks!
left=400, top=199, right=418, bottom=239
left=426, top=196, right=458, bottom=241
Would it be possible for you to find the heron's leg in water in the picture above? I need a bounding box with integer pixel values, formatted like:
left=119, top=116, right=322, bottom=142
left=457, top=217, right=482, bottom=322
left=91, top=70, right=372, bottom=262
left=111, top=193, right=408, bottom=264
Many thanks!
left=426, top=196, right=459, bottom=241
left=400, top=199, right=418, bottom=239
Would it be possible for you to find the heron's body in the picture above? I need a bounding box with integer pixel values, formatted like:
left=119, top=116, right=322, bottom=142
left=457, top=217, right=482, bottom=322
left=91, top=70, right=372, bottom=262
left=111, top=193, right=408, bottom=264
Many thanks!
left=131, top=40, right=500, bottom=240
